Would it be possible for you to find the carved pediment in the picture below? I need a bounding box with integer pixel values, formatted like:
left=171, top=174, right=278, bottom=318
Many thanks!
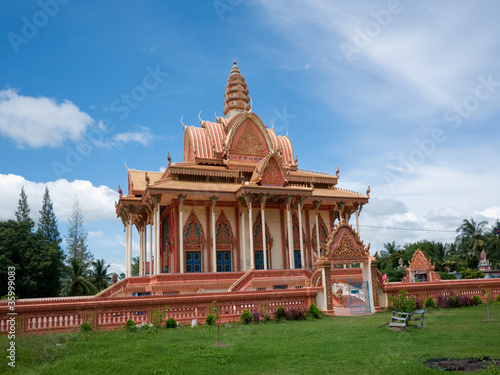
left=215, top=210, right=233, bottom=246
left=324, top=223, right=369, bottom=262
left=250, top=151, right=287, bottom=186
left=183, top=210, right=205, bottom=247
left=408, top=249, right=434, bottom=271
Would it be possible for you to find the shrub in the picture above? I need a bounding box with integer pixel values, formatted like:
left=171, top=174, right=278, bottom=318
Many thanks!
left=79, top=321, right=93, bottom=333
left=274, top=305, right=286, bottom=321
left=497, top=295, right=500, bottom=302
left=415, top=298, right=424, bottom=310
left=165, top=317, right=177, bottom=329
left=307, top=302, right=322, bottom=319
left=436, top=295, right=449, bottom=308
left=205, top=314, right=216, bottom=326
left=424, top=297, right=436, bottom=308
left=389, top=290, right=416, bottom=312
left=289, top=308, right=306, bottom=321
left=457, top=296, right=475, bottom=307
left=240, top=310, right=253, bottom=324
left=472, top=295, right=483, bottom=305
left=252, top=310, right=261, bottom=323
left=261, top=312, right=272, bottom=323
left=448, top=295, right=460, bottom=308
left=138, top=322, right=158, bottom=334
left=125, top=319, right=136, bottom=331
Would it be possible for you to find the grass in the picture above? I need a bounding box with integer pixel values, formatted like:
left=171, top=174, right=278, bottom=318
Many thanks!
left=1, top=304, right=500, bottom=374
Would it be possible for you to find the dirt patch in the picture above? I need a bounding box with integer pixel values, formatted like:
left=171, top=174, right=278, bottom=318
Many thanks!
left=425, top=357, right=499, bottom=372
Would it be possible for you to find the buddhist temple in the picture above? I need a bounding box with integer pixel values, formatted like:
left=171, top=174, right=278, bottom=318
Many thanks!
left=115, top=61, right=370, bottom=279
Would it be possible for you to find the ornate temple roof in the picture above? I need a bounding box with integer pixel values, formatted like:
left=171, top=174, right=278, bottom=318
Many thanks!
left=116, top=62, right=369, bottom=211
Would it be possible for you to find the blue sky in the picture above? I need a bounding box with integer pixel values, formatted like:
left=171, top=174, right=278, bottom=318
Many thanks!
left=1, top=1, right=499, bottom=274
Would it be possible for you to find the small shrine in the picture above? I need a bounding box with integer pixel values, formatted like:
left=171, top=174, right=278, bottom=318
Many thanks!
left=402, top=249, right=441, bottom=283
left=479, top=250, right=500, bottom=279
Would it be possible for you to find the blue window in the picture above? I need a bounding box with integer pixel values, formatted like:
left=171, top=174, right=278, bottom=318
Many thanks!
left=186, top=251, right=201, bottom=273
left=254, top=251, right=270, bottom=270
left=293, top=250, right=302, bottom=269
left=217, top=251, right=232, bottom=272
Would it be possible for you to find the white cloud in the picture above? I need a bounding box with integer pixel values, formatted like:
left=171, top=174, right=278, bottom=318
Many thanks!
left=0, top=174, right=118, bottom=223
left=96, top=125, right=155, bottom=148
left=475, top=206, right=500, bottom=221
left=0, top=89, right=94, bottom=148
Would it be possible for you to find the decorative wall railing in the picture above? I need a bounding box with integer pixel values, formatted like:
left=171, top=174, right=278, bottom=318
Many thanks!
left=382, top=278, right=500, bottom=303
left=0, top=288, right=319, bottom=335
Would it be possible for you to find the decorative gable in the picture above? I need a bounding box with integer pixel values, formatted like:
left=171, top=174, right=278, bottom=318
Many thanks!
left=323, top=224, right=369, bottom=263
left=183, top=210, right=205, bottom=250
left=408, top=249, right=433, bottom=271
left=215, top=210, right=233, bottom=251
left=250, top=152, right=287, bottom=186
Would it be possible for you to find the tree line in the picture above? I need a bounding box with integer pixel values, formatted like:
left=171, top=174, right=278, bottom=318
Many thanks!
left=377, top=218, right=500, bottom=281
left=0, top=187, right=114, bottom=298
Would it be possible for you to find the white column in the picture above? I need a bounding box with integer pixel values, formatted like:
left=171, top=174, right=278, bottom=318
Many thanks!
left=315, top=210, right=320, bottom=257
left=362, top=259, right=376, bottom=313
left=240, top=203, right=246, bottom=271
left=248, top=199, right=254, bottom=269
left=179, top=200, right=184, bottom=274
left=155, top=206, right=161, bottom=274
left=261, top=202, right=268, bottom=270
left=356, top=210, right=360, bottom=234
left=139, top=226, right=144, bottom=277
left=211, top=199, right=217, bottom=272
left=298, top=202, right=305, bottom=269
left=149, top=222, right=153, bottom=275
left=287, top=199, right=294, bottom=269
left=126, top=220, right=132, bottom=277
left=143, top=227, right=147, bottom=276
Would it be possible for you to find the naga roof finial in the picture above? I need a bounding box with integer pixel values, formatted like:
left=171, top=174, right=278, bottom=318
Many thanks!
left=336, top=166, right=340, bottom=178
left=198, top=110, right=203, bottom=123
left=180, top=115, right=187, bottom=129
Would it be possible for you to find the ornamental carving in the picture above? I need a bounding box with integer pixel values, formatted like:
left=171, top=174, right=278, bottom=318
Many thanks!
left=408, top=249, right=434, bottom=271
left=292, top=213, right=306, bottom=250
left=370, top=262, right=380, bottom=307
left=216, top=210, right=233, bottom=251
left=183, top=210, right=205, bottom=250
left=312, top=214, right=329, bottom=248
left=260, top=157, right=285, bottom=186
left=253, top=212, right=273, bottom=251
left=232, top=121, right=267, bottom=154
left=324, top=223, right=369, bottom=262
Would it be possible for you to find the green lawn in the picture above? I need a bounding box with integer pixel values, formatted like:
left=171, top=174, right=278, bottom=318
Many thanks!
left=1, top=305, right=500, bottom=374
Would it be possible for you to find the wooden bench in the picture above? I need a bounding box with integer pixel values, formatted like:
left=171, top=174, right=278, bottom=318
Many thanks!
left=389, top=309, right=425, bottom=329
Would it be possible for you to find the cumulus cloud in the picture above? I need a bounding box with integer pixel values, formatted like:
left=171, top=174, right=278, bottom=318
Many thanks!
left=95, top=125, right=155, bottom=148
left=0, top=173, right=118, bottom=223
left=0, top=89, right=94, bottom=148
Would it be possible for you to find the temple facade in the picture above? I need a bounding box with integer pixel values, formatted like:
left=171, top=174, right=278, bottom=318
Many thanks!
left=115, top=62, right=370, bottom=287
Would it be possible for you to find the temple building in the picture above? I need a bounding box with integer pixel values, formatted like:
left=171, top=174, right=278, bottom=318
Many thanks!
left=115, top=62, right=371, bottom=302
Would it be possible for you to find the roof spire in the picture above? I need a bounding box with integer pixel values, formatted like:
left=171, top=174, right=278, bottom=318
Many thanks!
left=223, top=61, right=251, bottom=118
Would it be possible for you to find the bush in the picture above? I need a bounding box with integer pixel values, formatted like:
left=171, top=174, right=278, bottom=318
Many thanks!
left=472, top=295, right=483, bottom=305
left=289, top=308, right=306, bottom=321
left=138, top=322, right=158, bottom=334
left=165, top=317, right=177, bottom=329
left=415, top=298, right=424, bottom=310
left=497, top=295, right=500, bottom=302
left=125, top=319, right=136, bottom=331
left=252, top=310, right=261, bottom=323
left=389, top=290, right=416, bottom=312
left=261, top=312, right=272, bottom=323
left=79, top=321, right=93, bottom=333
left=205, top=314, right=216, bottom=326
left=240, top=310, right=253, bottom=324
left=457, top=296, right=475, bottom=307
left=424, top=297, right=436, bottom=308
left=307, top=302, right=322, bottom=319
left=274, top=306, right=286, bottom=321
left=448, top=295, right=459, bottom=308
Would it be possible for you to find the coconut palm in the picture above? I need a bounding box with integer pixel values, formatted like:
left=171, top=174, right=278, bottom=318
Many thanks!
left=90, top=259, right=112, bottom=292
left=456, top=218, right=488, bottom=258
left=382, top=241, right=401, bottom=256
left=62, top=258, right=98, bottom=296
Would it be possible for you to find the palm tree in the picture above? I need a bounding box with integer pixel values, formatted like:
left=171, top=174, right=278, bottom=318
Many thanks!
left=485, top=220, right=500, bottom=268
left=90, top=259, right=112, bottom=292
left=382, top=241, right=401, bottom=256
left=456, top=218, right=488, bottom=258
left=426, top=241, right=448, bottom=272
left=61, top=258, right=98, bottom=296
left=132, top=256, right=139, bottom=276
